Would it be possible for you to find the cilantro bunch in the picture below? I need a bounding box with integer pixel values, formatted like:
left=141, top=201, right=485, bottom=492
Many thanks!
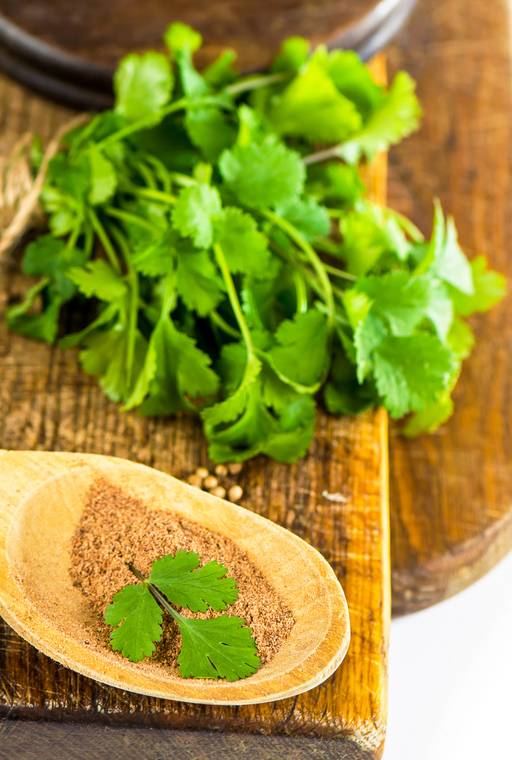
left=6, top=24, right=506, bottom=462
left=105, top=550, right=260, bottom=680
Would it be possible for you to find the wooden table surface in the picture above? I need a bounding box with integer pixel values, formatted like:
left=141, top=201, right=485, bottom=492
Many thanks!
left=387, top=0, right=512, bottom=614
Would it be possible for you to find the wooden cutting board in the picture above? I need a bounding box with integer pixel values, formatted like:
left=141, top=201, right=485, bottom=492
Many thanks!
left=0, top=62, right=390, bottom=759
left=387, top=0, right=512, bottom=614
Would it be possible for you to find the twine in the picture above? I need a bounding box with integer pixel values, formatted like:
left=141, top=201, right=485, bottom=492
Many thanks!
left=0, top=112, right=90, bottom=261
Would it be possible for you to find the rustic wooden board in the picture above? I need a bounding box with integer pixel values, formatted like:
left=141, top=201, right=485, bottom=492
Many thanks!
left=386, top=0, right=512, bottom=614
left=0, top=65, right=390, bottom=758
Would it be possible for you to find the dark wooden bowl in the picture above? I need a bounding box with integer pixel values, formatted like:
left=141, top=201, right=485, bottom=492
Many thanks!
left=0, top=0, right=418, bottom=109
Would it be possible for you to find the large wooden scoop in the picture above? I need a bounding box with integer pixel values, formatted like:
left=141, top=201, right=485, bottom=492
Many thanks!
left=0, top=450, right=349, bottom=705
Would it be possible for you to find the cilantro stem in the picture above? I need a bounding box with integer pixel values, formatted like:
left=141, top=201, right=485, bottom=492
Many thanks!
left=213, top=243, right=253, bottom=354
left=293, top=270, right=308, bottom=314
left=224, top=71, right=291, bottom=96
left=264, top=210, right=335, bottom=321
left=302, top=145, right=344, bottom=165
left=210, top=310, right=241, bottom=339
left=106, top=206, right=158, bottom=231
left=109, top=225, right=140, bottom=384
left=128, top=563, right=186, bottom=624
left=133, top=187, right=177, bottom=205
left=88, top=208, right=121, bottom=273
left=321, top=262, right=357, bottom=282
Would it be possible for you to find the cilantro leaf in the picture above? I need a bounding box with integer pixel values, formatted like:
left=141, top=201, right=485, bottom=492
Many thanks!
left=450, top=255, right=507, bottom=316
left=353, top=272, right=435, bottom=337
left=325, top=49, right=385, bottom=120
left=148, top=550, right=238, bottom=612
left=68, top=261, right=127, bottom=302
left=271, top=36, right=310, bottom=73
left=164, top=23, right=208, bottom=98
left=79, top=322, right=148, bottom=403
left=340, top=72, right=422, bottom=163
left=268, top=310, right=330, bottom=389
left=176, top=250, right=224, bottom=315
left=125, top=314, right=219, bottom=414
left=177, top=614, right=260, bottom=681
left=88, top=147, right=117, bottom=205
left=219, top=137, right=305, bottom=209
left=268, top=55, right=362, bottom=142
left=185, top=108, right=236, bottom=162
left=275, top=197, right=330, bottom=241
left=373, top=334, right=457, bottom=417
left=172, top=184, right=222, bottom=248
left=114, top=52, right=173, bottom=123
left=104, top=584, right=163, bottom=663
left=213, top=207, right=270, bottom=274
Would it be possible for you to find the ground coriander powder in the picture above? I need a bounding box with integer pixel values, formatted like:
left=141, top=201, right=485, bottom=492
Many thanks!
left=69, top=479, right=295, bottom=675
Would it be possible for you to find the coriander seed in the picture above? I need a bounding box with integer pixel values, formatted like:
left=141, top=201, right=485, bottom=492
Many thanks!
left=209, top=486, right=227, bottom=499
left=228, top=485, right=244, bottom=502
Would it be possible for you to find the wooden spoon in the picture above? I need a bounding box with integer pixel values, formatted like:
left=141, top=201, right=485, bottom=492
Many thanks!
left=0, top=450, right=350, bottom=705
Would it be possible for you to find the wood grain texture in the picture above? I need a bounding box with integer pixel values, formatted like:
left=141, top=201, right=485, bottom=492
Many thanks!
left=386, top=0, right=512, bottom=614
left=0, top=62, right=390, bottom=758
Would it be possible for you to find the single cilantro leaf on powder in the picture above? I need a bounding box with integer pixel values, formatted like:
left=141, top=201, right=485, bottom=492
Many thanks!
left=104, top=584, right=163, bottom=663
left=148, top=550, right=238, bottom=612
left=177, top=614, right=260, bottom=681
left=104, top=550, right=260, bottom=680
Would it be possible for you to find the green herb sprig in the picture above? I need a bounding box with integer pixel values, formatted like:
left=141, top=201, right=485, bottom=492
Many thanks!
left=104, top=549, right=260, bottom=680
left=6, top=24, right=506, bottom=462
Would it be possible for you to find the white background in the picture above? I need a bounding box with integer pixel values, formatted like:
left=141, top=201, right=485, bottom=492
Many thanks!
left=384, top=549, right=512, bottom=758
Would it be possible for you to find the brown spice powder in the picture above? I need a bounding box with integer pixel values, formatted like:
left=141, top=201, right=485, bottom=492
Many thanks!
left=69, top=479, right=295, bottom=675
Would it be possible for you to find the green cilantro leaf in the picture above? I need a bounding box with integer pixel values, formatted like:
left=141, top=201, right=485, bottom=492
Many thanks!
left=268, top=55, right=362, bottom=143
left=373, top=334, right=457, bottom=417
left=172, top=184, right=222, bottom=248
left=185, top=108, right=236, bottom=162
left=219, top=137, right=305, bottom=209
left=353, top=272, right=435, bottom=337
left=271, top=36, right=310, bottom=73
left=88, top=147, right=117, bottom=205
left=79, top=322, right=148, bottom=403
left=124, top=314, right=219, bottom=414
left=213, top=207, right=270, bottom=274
left=340, top=72, right=422, bottom=163
left=268, top=310, right=330, bottom=389
left=450, top=255, right=507, bottom=316
left=104, top=584, right=163, bottom=663
left=114, top=52, right=173, bottom=123
left=177, top=250, right=224, bottom=315
left=275, top=197, right=330, bottom=241
left=68, top=261, right=127, bottom=302
left=177, top=615, right=260, bottom=681
left=148, top=550, right=238, bottom=612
